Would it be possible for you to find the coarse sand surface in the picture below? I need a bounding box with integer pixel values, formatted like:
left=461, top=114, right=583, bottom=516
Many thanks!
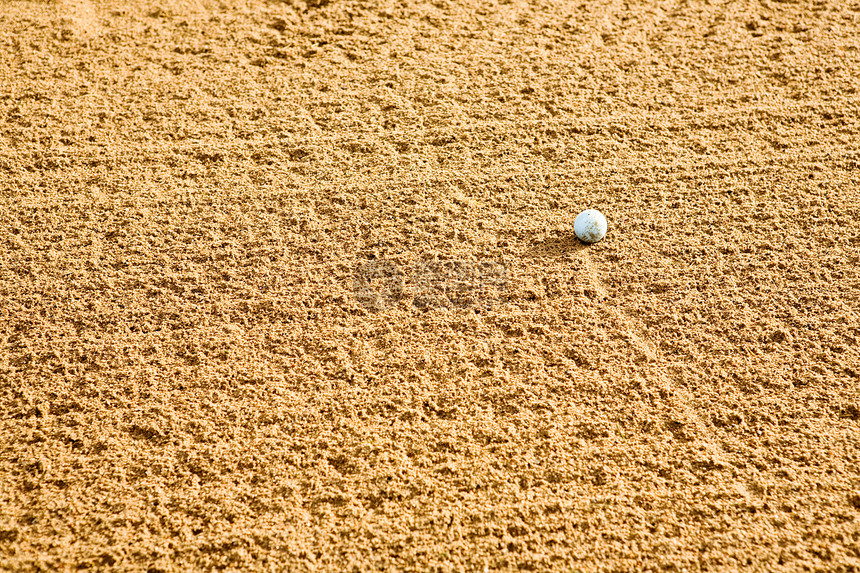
left=1, top=0, right=859, bottom=571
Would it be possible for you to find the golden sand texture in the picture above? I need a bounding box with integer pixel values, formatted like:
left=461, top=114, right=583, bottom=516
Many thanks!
left=1, top=0, right=859, bottom=570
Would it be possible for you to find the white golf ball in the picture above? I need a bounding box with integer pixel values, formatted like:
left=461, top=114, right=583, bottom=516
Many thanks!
left=574, top=209, right=607, bottom=243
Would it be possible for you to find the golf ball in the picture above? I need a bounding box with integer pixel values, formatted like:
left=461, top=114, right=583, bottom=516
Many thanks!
left=574, top=209, right=607, bottom=243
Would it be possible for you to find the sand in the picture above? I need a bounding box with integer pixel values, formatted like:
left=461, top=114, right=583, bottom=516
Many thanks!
left=1, top=0, right=859, bottom=570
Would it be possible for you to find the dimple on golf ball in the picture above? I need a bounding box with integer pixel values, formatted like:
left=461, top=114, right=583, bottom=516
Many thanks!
left=574, top=209, right=607, bottom=244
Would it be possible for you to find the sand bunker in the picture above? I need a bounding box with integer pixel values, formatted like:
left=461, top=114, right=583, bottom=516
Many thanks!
left=1, top=0, right=859, bottom=570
